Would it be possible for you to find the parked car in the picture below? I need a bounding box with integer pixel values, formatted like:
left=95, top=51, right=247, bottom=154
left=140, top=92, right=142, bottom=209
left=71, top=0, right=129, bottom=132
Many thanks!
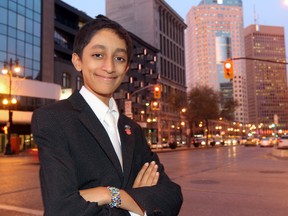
left=193, top=137, right=206, bottom=147
left=278, top=135, right=288, bottom=149
left=150, top=143, right=163, bottom=149
left=260, top=137, right=273, bottom=147
left=244, top=137, right=258, bottom=147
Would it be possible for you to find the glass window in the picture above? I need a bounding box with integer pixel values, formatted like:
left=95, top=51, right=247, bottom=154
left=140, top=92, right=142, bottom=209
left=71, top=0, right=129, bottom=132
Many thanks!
left=8, top=37, right=16, bottom=53
left=62, top=72, right=71, bottom=88
left=34, top=60, right=40, bottom=71
left=8, top=11, right=17, bottom=28
left=8, top=27, right=16, bottom=38
left=25, top=68, right=33, bottom=78
left=17, top=40, right=25, bottom=56
left=0, top=1, right=8, bottom=7
left=26, top=0, right=33, bottom=10
left=18, top=4, right=25, bottom=16
left=0, top=35, right=7, bottom=51
left=0, top=24, right=7, bottom=34
left=25, top=43, right=33, bottom=59
left=17, top=14, right=25, bottom=31
left=26, top=8, right=33, bottom=19
left=34, top=36, right=40, bottom=46
left=26, top=33, right=33, bottom=44
left=34, top=21, right=40, bottom=37
left=17, top=30, right=25, bottom=41
left=34, top=12, right=40, bottom=22
left=32, top=68, right=40, bottom=80
left=0, top=7, right=7, bottom=24
left=33, top=46, right=40, bottom=60
left=0, top=51, right=7, bottom=61
left=26, top=18, right=33, bottom=34
left=76, top=76, right=83, bottom=90
left=34, top=0, right=41, bottom=12
left=25, top=58, right=33, bottom=69
left=8, top=1, right=17, bottom=12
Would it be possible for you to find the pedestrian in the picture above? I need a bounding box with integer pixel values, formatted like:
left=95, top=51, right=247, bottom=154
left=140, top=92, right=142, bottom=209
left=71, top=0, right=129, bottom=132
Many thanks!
left=31, top=15, right=182, bottom=216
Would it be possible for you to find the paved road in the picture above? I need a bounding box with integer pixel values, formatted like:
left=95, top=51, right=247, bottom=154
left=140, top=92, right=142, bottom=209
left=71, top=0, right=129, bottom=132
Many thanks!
left=158, top=146, right=288, bottom=216
left=0, top=145, right=287, bottom=216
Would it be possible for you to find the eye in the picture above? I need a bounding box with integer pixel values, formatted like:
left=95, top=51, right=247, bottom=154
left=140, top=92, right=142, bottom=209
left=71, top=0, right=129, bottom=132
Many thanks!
left=115, top=56, right=126, bottom=63
left=92, top=53, right=103, bottom=59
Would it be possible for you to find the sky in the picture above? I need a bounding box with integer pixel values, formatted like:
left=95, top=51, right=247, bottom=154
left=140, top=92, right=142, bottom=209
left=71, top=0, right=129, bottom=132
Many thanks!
left=63, top=0, right=288, bottom=59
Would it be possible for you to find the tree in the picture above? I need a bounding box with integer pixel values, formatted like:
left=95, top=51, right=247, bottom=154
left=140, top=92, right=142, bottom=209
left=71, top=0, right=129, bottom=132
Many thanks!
left=219, top=97, right=239, bottom=121
left=187, top=85, right=220, bottom=122
left=167, top=89, right=187, bottom=111
left=187, top=86, right=220, bottom=144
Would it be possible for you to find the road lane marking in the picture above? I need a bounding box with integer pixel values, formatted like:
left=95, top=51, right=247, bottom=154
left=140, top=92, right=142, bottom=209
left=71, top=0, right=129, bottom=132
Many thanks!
left=0, top=204, right=43, bottom=215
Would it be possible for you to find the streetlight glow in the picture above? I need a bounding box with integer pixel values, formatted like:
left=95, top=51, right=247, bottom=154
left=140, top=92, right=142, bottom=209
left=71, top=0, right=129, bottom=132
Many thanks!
left=1, top=58, right=22, bottom=155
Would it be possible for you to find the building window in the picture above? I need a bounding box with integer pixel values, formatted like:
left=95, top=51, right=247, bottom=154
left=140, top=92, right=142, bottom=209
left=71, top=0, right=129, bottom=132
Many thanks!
left=76, top=76, right=83, bottom=90
left=62, top=72, right=71, bottom=88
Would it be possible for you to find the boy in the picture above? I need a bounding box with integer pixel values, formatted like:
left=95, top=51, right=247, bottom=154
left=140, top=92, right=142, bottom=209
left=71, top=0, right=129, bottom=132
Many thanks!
left=32, top=15, right=182, bottom=216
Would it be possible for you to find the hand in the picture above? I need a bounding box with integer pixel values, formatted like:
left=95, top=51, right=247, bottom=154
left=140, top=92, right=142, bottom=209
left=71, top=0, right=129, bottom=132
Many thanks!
left=133, top=161, right=159, bottom=188
left=80, top=186, right=110, bottom=205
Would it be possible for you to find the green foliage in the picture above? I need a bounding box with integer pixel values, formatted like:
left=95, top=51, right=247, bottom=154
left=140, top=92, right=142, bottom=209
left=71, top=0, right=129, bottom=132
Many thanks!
left=220, top=98, right=239, bottom=121
left=187, top=85, right=220, bottom=123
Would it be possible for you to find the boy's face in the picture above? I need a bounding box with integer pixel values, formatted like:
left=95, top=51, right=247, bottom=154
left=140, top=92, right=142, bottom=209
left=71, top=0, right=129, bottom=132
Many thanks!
left=72, top=28, right=129, bottom=105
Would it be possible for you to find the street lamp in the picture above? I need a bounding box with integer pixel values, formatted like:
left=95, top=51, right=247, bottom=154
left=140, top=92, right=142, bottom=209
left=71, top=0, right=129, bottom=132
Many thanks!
left=2, top=58, right=21, bottom=155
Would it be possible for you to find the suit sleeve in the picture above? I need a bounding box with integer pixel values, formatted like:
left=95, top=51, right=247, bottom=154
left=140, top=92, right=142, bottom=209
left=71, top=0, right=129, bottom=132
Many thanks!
left=125, top=124, right=183, bottom=216
left=32, top=108, right=129, bottom=216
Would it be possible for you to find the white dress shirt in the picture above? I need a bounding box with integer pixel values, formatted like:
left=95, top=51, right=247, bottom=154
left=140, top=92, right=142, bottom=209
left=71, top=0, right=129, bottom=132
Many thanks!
left=79, top=87, right=144, bottom=216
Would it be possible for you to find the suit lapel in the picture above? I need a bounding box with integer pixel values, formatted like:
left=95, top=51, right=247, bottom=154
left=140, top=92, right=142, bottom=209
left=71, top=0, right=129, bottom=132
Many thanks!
left=118, top=115, right=135, bottom=184
left=68, top=92, right=123, bottom=178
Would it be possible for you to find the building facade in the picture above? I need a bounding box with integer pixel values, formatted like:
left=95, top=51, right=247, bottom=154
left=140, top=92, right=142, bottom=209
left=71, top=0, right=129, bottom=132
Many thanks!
left=244, top=24, right=288, bottom=133
left=0, top=0, right=160, bottom=152
left=106, top=0, right=187, bottom=144
left=0, top=0, right=61, bottom=152
left=185, top=0, right=248, bottom=124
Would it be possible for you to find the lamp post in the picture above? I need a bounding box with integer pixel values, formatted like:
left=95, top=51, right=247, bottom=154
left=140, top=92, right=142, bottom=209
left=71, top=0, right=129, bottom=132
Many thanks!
left=2, top=58, right=21, bottom=155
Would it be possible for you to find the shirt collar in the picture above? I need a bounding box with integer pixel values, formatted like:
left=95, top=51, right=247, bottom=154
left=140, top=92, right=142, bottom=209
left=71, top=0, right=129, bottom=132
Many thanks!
left=79, top=86, right=119, bottom=124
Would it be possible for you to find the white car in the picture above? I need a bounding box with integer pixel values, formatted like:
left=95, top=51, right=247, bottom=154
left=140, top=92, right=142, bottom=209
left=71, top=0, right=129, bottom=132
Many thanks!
left=278, top=135, right=288, bottom=149
left=260, top=137, right=273, bottom=147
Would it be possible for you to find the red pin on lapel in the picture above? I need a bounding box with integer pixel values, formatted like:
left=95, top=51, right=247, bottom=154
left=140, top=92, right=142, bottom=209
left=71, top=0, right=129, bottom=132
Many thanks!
left=125, top=125, right=132, bottom=135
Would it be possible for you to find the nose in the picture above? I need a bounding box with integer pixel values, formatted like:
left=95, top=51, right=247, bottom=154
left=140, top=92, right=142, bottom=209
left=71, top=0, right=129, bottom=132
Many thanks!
left=102, top=57, right=115, bottom=74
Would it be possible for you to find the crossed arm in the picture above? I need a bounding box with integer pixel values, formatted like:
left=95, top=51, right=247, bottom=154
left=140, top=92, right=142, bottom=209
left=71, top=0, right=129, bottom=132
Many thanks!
left=80, top=161, right=159, bottom=215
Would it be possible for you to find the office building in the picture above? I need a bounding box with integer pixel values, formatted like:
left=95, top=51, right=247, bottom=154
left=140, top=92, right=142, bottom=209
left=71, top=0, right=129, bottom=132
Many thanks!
left=185, top=0, right=248, bottom=124
left=244, top=24, right=288, bottom=132
left=106, top=0, right=187, bottom=143
left=0, top=0, right=159, bottom=152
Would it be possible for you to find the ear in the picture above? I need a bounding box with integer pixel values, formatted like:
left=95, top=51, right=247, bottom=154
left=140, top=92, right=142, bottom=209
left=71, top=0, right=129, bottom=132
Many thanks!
left=71, top=53, right=82, bottom=72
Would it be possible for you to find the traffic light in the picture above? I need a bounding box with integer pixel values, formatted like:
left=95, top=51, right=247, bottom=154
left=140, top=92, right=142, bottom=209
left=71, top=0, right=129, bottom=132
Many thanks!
left=223, top=59, right=234, bottom=79
left=151, top=101, right=160, bottom=110
left=153, top=85, right=161, bottom=99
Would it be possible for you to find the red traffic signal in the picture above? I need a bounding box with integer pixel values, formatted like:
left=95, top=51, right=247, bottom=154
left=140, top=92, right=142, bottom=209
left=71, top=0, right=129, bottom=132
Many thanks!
left=223, top=59, right=234, bottom=79
left=153, top=85, right=161, bottom=99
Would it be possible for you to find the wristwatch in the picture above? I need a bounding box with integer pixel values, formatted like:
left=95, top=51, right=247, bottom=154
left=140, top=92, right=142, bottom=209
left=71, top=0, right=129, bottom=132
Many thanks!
left=107, top=186, right=121, bottom=208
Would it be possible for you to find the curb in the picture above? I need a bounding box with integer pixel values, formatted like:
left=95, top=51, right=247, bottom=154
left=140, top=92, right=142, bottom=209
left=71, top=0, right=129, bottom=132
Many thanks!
left=271, top=148, right=288, bottom=158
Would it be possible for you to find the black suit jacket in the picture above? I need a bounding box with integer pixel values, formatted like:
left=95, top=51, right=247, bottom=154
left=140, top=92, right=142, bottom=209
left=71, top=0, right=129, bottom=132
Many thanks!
left=31, top=91, right=183, bottom=216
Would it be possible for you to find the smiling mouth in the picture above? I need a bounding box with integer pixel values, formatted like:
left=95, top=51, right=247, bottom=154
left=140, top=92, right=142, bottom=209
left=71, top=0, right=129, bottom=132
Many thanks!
left=95, top=74, right=117, bottom=80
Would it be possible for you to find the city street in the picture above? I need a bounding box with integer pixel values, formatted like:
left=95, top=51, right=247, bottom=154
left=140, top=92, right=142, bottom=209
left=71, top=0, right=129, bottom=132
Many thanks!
left=0, top=145, right=288, bottom=216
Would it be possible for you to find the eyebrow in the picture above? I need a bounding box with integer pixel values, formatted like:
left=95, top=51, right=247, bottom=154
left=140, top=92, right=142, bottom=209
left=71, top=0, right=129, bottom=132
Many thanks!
left=91, top=44, right=127, bottom=55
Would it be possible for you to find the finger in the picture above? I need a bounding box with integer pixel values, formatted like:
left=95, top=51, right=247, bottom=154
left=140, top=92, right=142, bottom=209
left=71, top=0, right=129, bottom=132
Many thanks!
left=133, top=162, right=149, bottom=188
left=141, top=161, right=156, bottom=185
left=146, top=164, right=158, bottom=185
left=151, top=172, right=159, bottom=186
